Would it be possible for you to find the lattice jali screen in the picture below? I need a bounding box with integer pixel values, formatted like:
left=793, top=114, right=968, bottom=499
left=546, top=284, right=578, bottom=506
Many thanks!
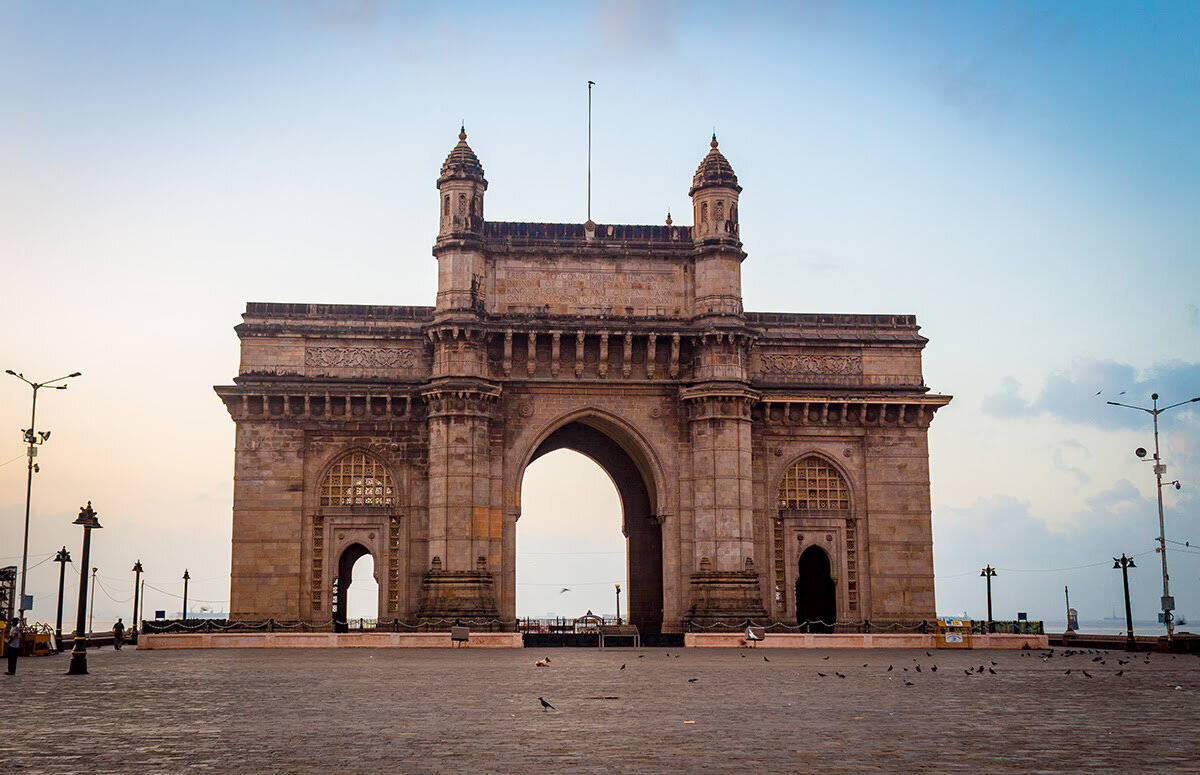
left=778, top=457, right=850, bottom=511
left=319, top=452, right=395, bottom=507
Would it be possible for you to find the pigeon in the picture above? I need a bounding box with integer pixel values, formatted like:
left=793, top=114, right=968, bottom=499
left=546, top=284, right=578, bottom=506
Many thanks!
left=818, top=672, right=827, bottom=677
left=688, top=678, right=698, bottom=683
left=638, top=655, right=644, bottom=658
left=835, top=672, right=846, bottom=679
left=862, top=664, right=868, bottom=668
left=1065, top=669, right=1071, bottom=675
left=535, top=658, right=550, bottom=667
left=915, top=665, right=922, bottom=673
left=740, top=653, right=745, bottom=658
left=988, top=668, right=996, bottom=675
left=620, top=664, right=625, bottom=671
left=904, top=680, right=914, bottom=686
left=539, top=697, right=556, bottom=711
left=926, top=652, right=932, bottom=657
left=1082, top=670, right=1092, bottom=678
left=931, top=665, right=937, bottom=672
left=1116, top=670, right=1124, bottom=676
left=978, top=665, right=984, bottom=673
left=887, top=665, right=893, bottom=672
left=763, top=656, right=770, bottom=662
left=823, top=656, right=830, bottom=660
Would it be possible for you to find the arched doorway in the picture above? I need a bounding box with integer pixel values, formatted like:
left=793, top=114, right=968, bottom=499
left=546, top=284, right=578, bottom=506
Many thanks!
left=522, top=421, right=664, bottom=637
left=333, top=543, right=376, bottom=632
left=795, top=545, right=836, bottom=632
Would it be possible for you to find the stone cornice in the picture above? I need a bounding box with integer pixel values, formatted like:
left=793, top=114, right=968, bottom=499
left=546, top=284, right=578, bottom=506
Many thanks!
left=754, top=393, right=953, bottom=428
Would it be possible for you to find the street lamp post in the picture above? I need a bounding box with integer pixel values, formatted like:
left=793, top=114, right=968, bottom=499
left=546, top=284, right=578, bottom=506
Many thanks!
left=131, top=561, right=143, bottom=635
left=53, top=547, right=71, bottom=653
left=1108, top=392, right=1199, bottom=644
left=1113, top=554, right=1137, bottom=652
left=68, top=502, right=102, bottom=675
left=182, top=569, right=190, bottom=620
left=4, top=369, right=81, bottom=623
left=88, top=567, right=97, bottom=636
left=615, top=584, right=621, bottom=625
left=980, top=565, right=997, bottom=633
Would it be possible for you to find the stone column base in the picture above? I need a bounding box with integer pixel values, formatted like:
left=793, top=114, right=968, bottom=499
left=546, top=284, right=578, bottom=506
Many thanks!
left=685, top=571, right=769, bottom=626
left=417, top=570, right=501, bottom=625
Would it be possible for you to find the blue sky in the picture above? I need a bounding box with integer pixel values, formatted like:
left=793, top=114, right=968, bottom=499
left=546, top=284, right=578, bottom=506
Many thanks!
left=1, top=1, right=1197, bottom=627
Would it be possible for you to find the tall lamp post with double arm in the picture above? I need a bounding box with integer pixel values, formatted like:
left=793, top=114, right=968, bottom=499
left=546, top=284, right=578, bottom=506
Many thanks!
left=5, top=369, right=81, bottom=623
left=1108, top=392, right=1199, bottom=644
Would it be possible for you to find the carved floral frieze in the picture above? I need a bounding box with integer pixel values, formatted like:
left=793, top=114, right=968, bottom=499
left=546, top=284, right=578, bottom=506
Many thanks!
left=758, top=354, right=862, bottom=376
left=305, top=347, right=416, bottom=369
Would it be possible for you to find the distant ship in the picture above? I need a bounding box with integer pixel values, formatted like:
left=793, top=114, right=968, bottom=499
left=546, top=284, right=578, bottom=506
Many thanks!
left=1103, top=607, right=1123, bottom=621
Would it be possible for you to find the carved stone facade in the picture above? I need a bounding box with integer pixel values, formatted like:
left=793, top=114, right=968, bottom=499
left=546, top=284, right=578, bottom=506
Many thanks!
left=215, top=130, right=951, bottom=633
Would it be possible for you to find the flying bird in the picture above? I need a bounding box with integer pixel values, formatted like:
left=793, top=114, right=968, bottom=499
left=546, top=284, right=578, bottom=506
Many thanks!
left=1095, top=390, right=1102, bottom=396
left=559, top=588, right=572, bottom=594
left=539, top=697, right=556, bottom=711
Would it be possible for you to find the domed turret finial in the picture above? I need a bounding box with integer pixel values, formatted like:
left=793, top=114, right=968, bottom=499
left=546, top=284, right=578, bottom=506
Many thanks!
left=711, top=132, right=718, bottom=149
left=459, top=123, right=467, bottom=141
left=666, top=210, right=673, bottom=227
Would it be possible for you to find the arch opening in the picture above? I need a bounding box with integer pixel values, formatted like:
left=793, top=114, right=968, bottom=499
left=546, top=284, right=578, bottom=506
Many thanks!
left=519, top=421, right=663, bottom=637
left=796, top=545, right=836, bottom=633
left=333, top=543, right=377, bottom=631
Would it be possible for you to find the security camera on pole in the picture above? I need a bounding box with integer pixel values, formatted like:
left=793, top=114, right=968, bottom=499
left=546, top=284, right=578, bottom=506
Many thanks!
left=4, top=369, right=82, bottom=624
left=1108, top=391, right=1199, bottom=644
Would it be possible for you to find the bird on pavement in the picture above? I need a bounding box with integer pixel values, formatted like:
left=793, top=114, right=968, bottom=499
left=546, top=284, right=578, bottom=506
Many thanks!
left=988, top=668, right=997, bottom=675
left=818, top=672, right=827, bottom=677
left=1116, top=670, right=1124, bottom=676
left=887, top=665, right=893, bottom=672
left=539, top=697, right=556, bottom=711
left=764, top=655, right=770, bottom=662
left=835, top=672, right=846, bottom=679
left=1082, top=670, right=1092, bottom=678
left=904, top=680, right=914, bottom=686
left=620, top=664, right=625, bottom=670
left=688, top=678, right=698, bottom=683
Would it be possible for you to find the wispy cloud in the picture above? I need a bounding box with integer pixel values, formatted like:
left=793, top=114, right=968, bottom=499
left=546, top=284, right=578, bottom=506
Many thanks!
left=982, top=358, right=1200, bottom=430
left=934, top=480, right=1199, bottom=622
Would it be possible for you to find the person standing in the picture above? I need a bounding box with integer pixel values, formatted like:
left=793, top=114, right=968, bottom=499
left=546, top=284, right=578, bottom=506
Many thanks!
left=112, top=618, right=125, bottom=650
left=4, top=618, right=21, bottom=675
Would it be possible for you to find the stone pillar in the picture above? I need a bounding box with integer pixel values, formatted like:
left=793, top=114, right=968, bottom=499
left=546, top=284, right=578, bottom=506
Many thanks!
left=682, top=386, right=766, bottom=625
left=419, top=382, right=503, bottom=624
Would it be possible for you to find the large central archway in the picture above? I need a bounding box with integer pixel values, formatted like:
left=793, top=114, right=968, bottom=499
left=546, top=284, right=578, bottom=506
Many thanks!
left=523, top=420, right=664, bottom=637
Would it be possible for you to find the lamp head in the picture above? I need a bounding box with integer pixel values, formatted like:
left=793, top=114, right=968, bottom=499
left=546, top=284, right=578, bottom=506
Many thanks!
left=1135, top=448, right=1147, bottom=458
left=1152, top=392, right=1159, bottom=401
left=1128, top=558, right=1136, bottom=568
left=68, top=372, right=81, bottom=378
left=73, top=501, right=102, bottom=529
left=132, top=561, right=143, bottom=573
left=4, top=369, right=14, bottom=376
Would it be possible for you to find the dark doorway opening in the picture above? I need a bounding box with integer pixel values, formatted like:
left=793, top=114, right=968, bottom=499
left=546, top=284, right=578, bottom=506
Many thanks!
left=333, top=543, right=373, bottom=633
left=796, top=545, right=836, bottom=633
left=525, top=421, right=664, bottom=640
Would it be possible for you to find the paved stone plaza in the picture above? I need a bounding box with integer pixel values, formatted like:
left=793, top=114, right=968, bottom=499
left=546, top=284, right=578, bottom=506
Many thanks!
left=4, top=646, right=1199, bottom=773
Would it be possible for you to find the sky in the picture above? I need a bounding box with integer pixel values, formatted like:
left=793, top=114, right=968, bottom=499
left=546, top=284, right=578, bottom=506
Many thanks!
left=1, top=0, right=1197, bottom=631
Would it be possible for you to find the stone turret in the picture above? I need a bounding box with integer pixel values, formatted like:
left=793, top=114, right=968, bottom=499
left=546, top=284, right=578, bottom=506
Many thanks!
left=689, top=135, right=745, bottom=320
left=434, top=127, right=488, bottom=315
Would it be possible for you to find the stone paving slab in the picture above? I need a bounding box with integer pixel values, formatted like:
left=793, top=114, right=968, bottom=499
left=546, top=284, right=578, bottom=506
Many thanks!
left=2, top=645, right=1199, bottom=773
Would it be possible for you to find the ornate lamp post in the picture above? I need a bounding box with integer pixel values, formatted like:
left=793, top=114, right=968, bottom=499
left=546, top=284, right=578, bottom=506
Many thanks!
left=1113, top=554, right=1137, bottom=652
left=615, top=583, right=621, bottom=625
left=1108, top=392, right=1198, bottom=644
left=131, top=561, right=143, bottom=635
left=4, top=369, right=81, bottom=623
left=53, top=547, right=71, bottom=653
left=68, top=502, right=101, bottom=675
left=182, top=569, right=190, bottom=620
left=88, top=567, right=97, bottom=635
left=980, top=565, right=997, bottom=633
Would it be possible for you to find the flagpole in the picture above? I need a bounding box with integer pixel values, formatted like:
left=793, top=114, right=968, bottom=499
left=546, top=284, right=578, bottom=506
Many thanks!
left=587, top=80, right=594, bottom=222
